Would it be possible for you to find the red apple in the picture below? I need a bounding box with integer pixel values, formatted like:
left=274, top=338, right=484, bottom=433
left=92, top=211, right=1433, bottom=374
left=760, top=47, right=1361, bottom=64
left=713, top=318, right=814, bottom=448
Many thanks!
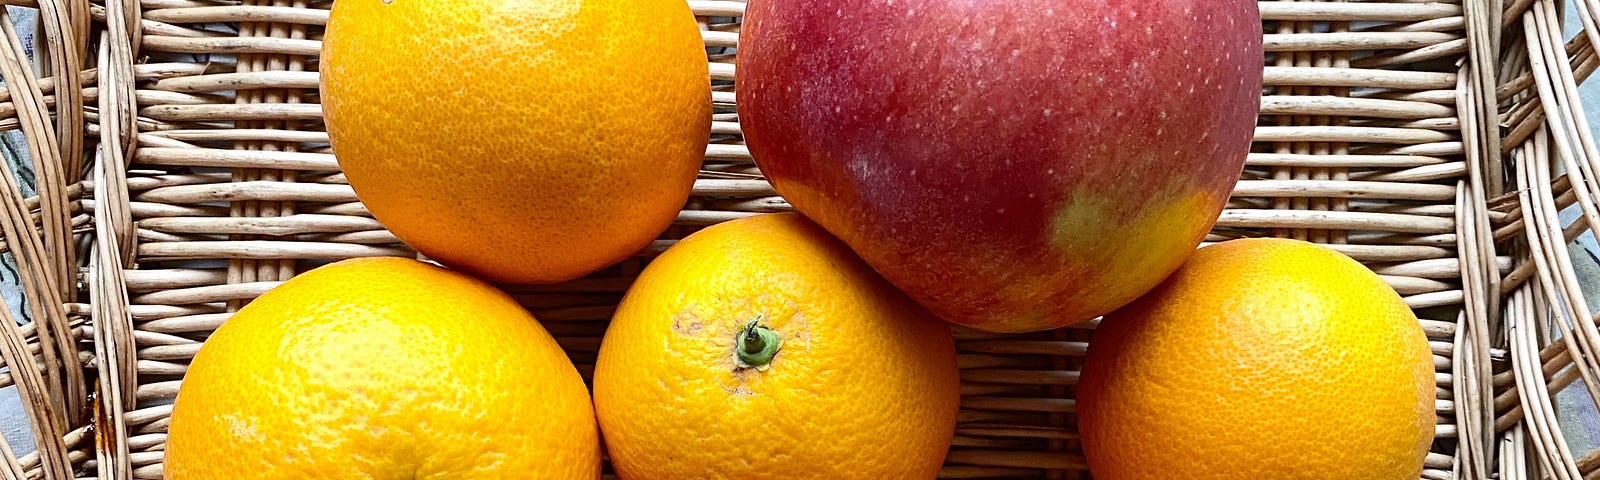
left=737, top=1, right=1262, bottom=333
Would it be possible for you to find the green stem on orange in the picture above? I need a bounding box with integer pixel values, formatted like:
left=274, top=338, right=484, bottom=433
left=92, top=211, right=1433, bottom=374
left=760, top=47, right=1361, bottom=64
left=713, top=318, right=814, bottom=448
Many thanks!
left=735, top=315, right=781, bottom=371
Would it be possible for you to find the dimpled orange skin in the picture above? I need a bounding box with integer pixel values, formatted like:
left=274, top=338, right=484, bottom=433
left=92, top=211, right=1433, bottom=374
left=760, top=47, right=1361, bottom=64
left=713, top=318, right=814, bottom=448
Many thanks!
left=163, top=257, right=600, bottom=480
left=1077, top=238, right=1436, bottom=480
left=593, top=213, right=961, bottom=480
left=320, top=0, right=710, bottom=285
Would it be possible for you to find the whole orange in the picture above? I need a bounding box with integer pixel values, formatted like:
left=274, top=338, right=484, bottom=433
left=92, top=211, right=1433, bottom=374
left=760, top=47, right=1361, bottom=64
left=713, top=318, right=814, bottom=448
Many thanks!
left=1077, top=238, right=1436, bottom=480
left=320, top=0, right=710, bottom=284
left=592, top=213, right=960, bottom=479
left=164, top=257, right=599, bottom=479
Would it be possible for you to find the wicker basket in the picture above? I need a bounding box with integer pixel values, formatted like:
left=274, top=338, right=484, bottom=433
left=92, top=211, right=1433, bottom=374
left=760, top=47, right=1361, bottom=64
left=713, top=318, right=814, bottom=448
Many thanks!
left=0, top=0, right=1589, bottom=478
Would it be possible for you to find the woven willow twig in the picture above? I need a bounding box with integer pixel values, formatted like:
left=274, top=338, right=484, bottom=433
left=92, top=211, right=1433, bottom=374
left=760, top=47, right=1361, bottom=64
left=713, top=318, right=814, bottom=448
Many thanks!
left=1487, top=0, right=1600, bottom=477
left=0, top=1, right=103, bottom=479
left=0, top=0, right=1512, bottom=478
left=1456, top=2, right=1504, bottom=478
left=91, top=1, right=139, bottom=479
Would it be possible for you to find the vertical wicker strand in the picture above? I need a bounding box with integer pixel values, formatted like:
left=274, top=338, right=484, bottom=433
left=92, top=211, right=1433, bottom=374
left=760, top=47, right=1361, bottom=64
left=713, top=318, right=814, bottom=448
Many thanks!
left=1474, top=0, right=1508, bottom=194
left=93, top=3, right=142, bottom=475
left=0, top=6, right=74, bottom=454
left=91, top=152, right=134, bottom=480
left=1523, top=119, right=1600, bottom=416
left=250, top=7, right=282, bottom=285
left=1045, top=325, right=1073, bottom=480
left=1506, top=260, right=1582, bottom=479
left=0, top=186, right=70, bottom=480
left=1304, top=2, right=1334, bottom=245
left=1465, top=3, right=1497, bottom=476
left=228, top=9, right=266, bottom=312
left=1453, top=303, right=1491, bottom=480
left=261, top=0, right=304, bottom=282
left=35, top=0, right=83, bottom=184
left=1521, top=122, right=1600, bottom=434
left=1289, top=14, right=1313, bottom=242
left=284, top=0, right=308, bottom=281
left=0, top=79, right=62, bottom=476
left=100, top=0, right=138, bottom=265
left=1572, top=0, right=1600, bottom=61
left=94, top=6, right=141, bottom=475
left=109, top=0, right=140, bottom=174
left=1328, top=10, right=1349, bottom=246
left=1270, top=2, right=1295, bottom=239
left=0, top=308, right=48, bottom=480
left=1457, top=71, right=1501, bottom=480
left=1548, top=1, right=1600, bottom=207
left=18, top=0, right=76, bottom=308
left=1499, top=406, right=1531, bottom=479
left=0, top=9, right=78, bottom=433
left=1527, top=0, right=1600, bottom=428
left=68, top=0, right=89, bottom=62
left=1525, top=2, right=1600, bottom=298
left=120, top=0, right=141, bottom=61
left=1460, top=0, right=1505, bottom=472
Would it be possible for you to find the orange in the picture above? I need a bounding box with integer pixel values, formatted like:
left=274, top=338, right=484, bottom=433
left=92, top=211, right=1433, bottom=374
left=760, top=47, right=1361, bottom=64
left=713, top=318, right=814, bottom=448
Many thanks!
left=592, top=213, right=960, bottom=479
left=1077, top=238, right=1436, bottom=480
left=320, top=0, right=710, bottom=284
left=164, top=257, right=599, bottom=479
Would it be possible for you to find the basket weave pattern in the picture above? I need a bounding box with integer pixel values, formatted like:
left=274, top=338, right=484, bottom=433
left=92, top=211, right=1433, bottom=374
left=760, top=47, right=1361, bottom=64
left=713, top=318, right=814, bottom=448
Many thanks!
left=0, top=0, right=1589, bottom=478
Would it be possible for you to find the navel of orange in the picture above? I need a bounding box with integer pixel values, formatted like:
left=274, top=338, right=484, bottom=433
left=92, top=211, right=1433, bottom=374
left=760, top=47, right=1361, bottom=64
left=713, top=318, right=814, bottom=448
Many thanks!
left=594, top=213, right=962, bottom=480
